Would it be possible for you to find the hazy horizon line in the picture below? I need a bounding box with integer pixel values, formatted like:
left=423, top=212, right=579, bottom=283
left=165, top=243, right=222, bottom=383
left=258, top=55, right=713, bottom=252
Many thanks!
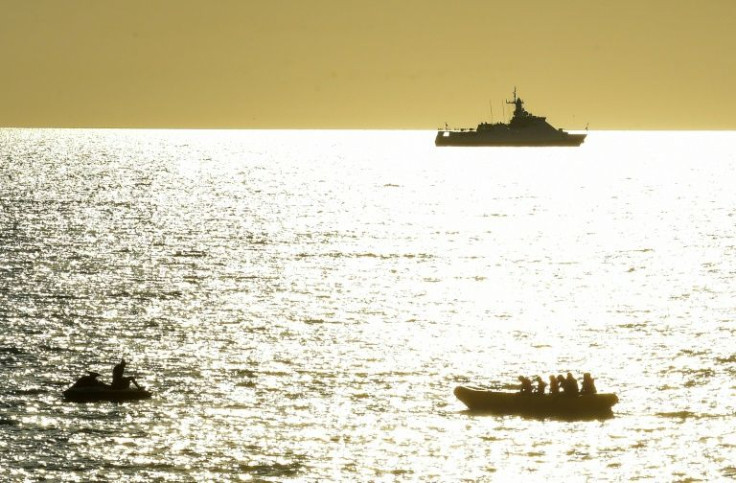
left=2, top=126, right=736, bottom=132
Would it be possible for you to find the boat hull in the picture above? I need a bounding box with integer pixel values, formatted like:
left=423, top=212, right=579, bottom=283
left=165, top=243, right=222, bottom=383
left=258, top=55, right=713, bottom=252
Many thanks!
left=454, top=386, right=617, bottom=419
left=63, top=386, right=152, bottom=403
left=435, top=131, right=587, bottom=147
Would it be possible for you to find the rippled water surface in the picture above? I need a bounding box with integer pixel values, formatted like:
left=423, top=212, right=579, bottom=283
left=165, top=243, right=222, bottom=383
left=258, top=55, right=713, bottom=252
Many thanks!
left=1, top=129, right=735, bottom=481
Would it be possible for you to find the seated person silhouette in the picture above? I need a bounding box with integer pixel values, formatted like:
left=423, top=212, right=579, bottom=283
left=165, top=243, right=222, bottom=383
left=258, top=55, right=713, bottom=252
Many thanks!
left=557, top=374, right=566, bottom=393
left=111, top=359, right=140, bottom=390
left=548, top=374, right=560, bottom=394
left=518, top=376, right=533, bottom=394
left=580, top=372, right=597, bottom=394
left=565, top=372, right=579, bottom=396
left=534, top=375, right=547, bottom=395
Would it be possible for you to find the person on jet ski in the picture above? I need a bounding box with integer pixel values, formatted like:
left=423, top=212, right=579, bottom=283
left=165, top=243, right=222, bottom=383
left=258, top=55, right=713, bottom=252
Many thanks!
left=111, top=358, right=141, bottom=390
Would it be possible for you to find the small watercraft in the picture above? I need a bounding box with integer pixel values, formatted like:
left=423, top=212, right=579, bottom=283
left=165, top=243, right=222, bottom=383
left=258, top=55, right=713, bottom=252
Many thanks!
left=454, top=385, right=618, bottom=419
left=63, top=371, right=152, bottom=403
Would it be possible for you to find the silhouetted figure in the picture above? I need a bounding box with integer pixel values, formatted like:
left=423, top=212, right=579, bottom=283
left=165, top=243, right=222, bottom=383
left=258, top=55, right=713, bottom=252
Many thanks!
left=518, top=376, right=533, bottom=394
left=581, top=372, right=597, bottom=395
left=565, top=372, right=579, bottom=396
left=549, top=374, right=560, bottom=394
left=111, top=359, right=140, bottom=390
left=534, top=376, right=547, bottom=395
left=557, top=374, right=566, bottom=394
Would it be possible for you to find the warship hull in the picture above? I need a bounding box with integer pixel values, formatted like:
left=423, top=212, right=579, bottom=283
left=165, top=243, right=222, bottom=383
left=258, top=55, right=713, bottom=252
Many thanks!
left=435, top=130, right=586, bottom=147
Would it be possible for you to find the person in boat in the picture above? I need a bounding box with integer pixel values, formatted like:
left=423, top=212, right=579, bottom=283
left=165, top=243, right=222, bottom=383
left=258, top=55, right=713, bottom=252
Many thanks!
left=565, top=372, right=579, bottom=396
left=534, top=376, right=547, bottom=395
left=581, top=372, right=597, bottom=394
left=557, top=374, right=566, bottom=393
left=518, top=376, right=533, bottom=394
left=111, top=358, right=140, bottom=390
left=549, top=374, right=560, bottom=394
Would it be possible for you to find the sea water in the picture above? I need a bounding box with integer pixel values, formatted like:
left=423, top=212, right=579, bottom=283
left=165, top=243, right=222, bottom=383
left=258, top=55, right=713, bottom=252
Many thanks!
left=1, top=129, right=735, bottom=481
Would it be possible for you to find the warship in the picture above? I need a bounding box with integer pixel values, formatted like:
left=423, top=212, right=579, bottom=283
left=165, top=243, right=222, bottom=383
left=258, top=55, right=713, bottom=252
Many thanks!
left=435, top=89, right=586, bottom=147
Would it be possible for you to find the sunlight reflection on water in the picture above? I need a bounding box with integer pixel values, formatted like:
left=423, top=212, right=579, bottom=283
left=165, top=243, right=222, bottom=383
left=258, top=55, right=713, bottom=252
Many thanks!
left=1, top=129, right=735, bottom=481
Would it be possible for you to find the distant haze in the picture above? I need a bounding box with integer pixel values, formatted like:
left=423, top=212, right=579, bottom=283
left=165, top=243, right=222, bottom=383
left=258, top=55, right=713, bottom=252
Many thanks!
left=1, top=0, right=735, bottom=130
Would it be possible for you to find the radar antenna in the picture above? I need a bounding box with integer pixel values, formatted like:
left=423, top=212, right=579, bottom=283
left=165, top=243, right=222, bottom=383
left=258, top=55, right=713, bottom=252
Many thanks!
left=505, top=87, right=526, bottom=118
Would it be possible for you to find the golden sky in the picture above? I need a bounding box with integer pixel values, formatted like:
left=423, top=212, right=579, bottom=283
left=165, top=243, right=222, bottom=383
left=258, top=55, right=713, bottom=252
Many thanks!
left=1, top=0, right=735, bottom=129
